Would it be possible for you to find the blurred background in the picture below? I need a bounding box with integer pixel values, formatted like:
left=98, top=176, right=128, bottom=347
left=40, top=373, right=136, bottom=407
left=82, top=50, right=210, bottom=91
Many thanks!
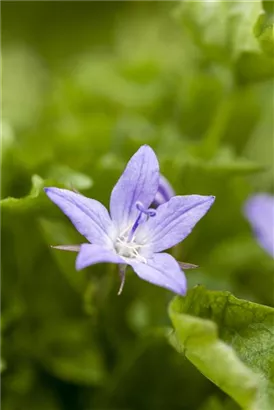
left=1, top=1, right=274, bottom=410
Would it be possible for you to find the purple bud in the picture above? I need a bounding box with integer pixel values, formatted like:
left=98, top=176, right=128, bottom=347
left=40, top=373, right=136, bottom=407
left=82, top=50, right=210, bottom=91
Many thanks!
left=154, top=174, right=175, bottom=207
left=244, top=194, right=274, bottom=258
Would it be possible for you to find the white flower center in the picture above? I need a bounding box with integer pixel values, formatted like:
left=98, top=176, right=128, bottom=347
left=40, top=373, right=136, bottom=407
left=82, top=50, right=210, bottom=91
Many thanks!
left=113, top=202, right=156, bottom=263
left=114, top=228, right=147, bottom=263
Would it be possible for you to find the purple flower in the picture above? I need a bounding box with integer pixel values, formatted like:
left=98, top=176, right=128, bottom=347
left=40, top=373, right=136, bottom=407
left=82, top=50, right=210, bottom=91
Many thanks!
left=44, top=145, right=215, bottom=295
left=154, top=174, right=175, bottom=207
left=244, top=194, right=274, bottom=258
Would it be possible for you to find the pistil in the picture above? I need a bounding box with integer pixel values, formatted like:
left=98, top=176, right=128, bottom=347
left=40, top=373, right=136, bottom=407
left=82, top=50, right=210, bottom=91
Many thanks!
left=127, top=201, right=156, bottom=242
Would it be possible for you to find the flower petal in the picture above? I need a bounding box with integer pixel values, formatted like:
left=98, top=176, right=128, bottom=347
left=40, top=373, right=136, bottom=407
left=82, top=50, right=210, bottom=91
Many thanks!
left=140, top=195, right=215, bottom=252
left=44, top=188, right=114, bottom=247
left=110, top=145, right=159, bottom=229
left=76, top=243, right=124, bottom=270
left=129, top=253, right=187, bottom=295
left=244, top=194, right=274, bottom=257
left=154, top=174, right=175, bottom=207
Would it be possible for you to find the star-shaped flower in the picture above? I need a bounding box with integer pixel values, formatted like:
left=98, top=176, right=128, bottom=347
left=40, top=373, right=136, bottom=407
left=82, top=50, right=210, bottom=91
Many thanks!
left=244, top=194, right=274, bottom=258
left=44, top=145, right=215, bottom=295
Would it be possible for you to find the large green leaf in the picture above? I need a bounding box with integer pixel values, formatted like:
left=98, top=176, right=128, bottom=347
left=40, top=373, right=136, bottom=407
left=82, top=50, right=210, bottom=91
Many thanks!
left=188, top=146, right=265, bottom=176
left=175, top=0, right=262, bottom=59
left=169, top=286, right=274, bottom=410
left=1, top=175, right=46, bottom=212
left=1, top=170, right=92, bottom=215
left=46, top=165, right=93, bottom=191
left=254, top=5, right=274, bottom=57
left=164, top=144, right=265, bottom=177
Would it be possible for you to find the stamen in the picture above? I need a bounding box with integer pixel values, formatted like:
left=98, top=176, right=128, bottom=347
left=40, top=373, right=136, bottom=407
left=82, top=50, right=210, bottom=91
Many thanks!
left=119, top=224, right=132, bottom=237
left=116, top=237, right=146, bottom=250
left=115, top=202, right=154, bottom=262
left=137, top=254, right=147, bottom=263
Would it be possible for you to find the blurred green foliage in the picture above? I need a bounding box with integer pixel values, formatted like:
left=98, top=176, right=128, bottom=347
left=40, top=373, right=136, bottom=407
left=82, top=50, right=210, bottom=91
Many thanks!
left=1, top=1, right=274, bottom=410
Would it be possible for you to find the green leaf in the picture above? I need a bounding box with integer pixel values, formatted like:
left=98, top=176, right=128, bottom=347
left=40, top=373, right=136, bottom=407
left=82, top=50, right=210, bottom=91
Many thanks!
left=254, top=8, right=274, bottom=57
left=0, top=175, right=47, bottom=213
left=46, top=165, right=93, bottom=191
left=204, top=146, right=265, bottom=175
left=229, top=0, right=262, bottom=57
left=1, top=169, right=92, bottom=215
left=175, top=0, right=263, bottom=60
left=178, top=146, right=264, bottom=176
left=168, top=286, right=274, bottom=410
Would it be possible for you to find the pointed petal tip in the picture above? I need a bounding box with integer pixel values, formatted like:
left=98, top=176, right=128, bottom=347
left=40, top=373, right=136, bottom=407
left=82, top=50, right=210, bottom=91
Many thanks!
left=75, top=252, right=84, bottom=271
left=177, top=288, right=187, bottom=297
left=44, top=187, right=57, bottom=196
left=140, top=143, right=152, bottom=149
left=75, top=261, right=82, bottom=271
left=206, top=195, right=215, bottom=204
left=144, top=194, right=216, bottom=253
left=169, top=277, right=187, bottom=296
left=110, top=143, right=159, bottom=227
left=137, top=144, right=157, bottom=156
left=44, top=187, right=68, bottom=193
left=194, top=194, right=216, bottom=207
left=43, top=186, right=61, bottom=200
left=208, top=195, right=216, bottom=206
left=176, top=273, right=187, bottom=296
